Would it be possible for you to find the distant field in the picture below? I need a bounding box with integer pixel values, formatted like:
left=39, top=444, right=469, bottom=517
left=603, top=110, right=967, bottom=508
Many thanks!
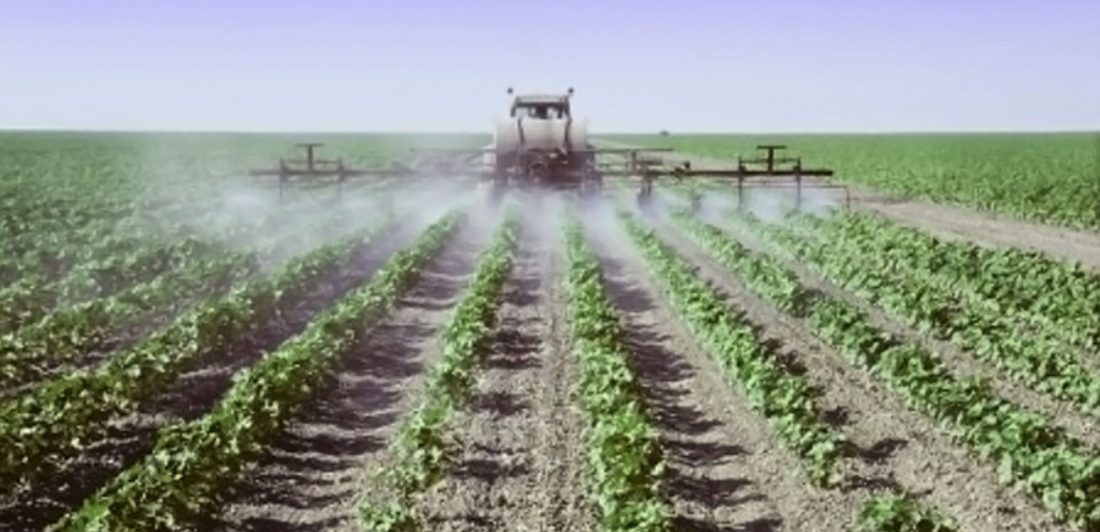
left=0, top=131, right=486, bottom=195
left=606, top=132, right=1100, bottom=229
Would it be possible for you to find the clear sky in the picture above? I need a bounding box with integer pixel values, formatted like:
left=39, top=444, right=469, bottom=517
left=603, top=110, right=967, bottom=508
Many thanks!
left=2, top=0, right=1098, bottom=133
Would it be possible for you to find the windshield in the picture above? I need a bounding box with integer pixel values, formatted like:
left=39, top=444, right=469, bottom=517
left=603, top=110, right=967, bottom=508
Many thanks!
left=516, top=104, right=565, bottom=119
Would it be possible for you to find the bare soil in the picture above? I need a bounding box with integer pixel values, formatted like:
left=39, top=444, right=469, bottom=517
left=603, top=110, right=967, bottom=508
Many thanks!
left=213, top=221, right=490, bottom=531
left=652, top=215, right=1071, bottom=531
left=418, top=219, right=593, bottom=531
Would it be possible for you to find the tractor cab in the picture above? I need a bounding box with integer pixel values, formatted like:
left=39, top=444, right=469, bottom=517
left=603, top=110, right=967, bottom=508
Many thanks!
left=508, top=89, right=573, bottom=120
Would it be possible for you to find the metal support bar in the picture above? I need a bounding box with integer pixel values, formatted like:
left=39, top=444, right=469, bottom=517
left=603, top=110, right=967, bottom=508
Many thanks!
left=796, top=173, right=802, bottom=208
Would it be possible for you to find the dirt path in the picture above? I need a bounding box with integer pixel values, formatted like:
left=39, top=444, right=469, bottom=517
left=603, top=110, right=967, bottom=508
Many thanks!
left=418, top=218, right=593, bottom=531
left=654, top=216, right=1071, bottom=532
left=854, top=198, right=1100, bottom=270
left=629, top=144, right=1100, bottom=269
left=0, top=222, right=423, bottom=532
left=213, top=221, right=490, bottom=531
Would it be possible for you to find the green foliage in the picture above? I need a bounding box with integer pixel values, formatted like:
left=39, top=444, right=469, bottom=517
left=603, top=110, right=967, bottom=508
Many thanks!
left=49, top=212, right=460, bottom=531
left=0, top=216, right=397, bottom=492
left=563, top=215, right=671, bottom=532
left=806, top=211, right=1100, bottom=352
left=0, top=251, right=258, bottom=389
left=855, top=492, right=958, bottom=532
left=619, top=210, right=845, bottom=487
left=767, top=211, right=1100, bottom=414
left=695, top=209, right=1100, bottom=529
left=360, top=213, right=518, bottom=532
left=612, top=132, right=1100, bottom=229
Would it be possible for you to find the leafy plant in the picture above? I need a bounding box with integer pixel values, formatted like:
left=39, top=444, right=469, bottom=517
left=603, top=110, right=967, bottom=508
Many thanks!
left=672, top=208, right=1100, bottom=529
left=50, top=212, right=460, bottom=530
left=0, top=215, right=398, bottom=492
left=856, top=492, right=958, bottom=532
left=619, top=209, right=845, bottom=487
left=802, top=210, right=1100, bottom=352
left=742, top=212, right=1100, bottom=414
left=563, top=215, right=670, bottom=532
left=360, top=212, right=519, bottom=531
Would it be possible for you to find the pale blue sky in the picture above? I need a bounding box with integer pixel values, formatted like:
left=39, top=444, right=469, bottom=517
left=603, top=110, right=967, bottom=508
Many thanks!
left=2, top=0, right=1098, bottom=132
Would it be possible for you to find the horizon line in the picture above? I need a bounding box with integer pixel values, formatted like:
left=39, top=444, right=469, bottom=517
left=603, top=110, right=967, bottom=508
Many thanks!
left=2, top=127, right=1097, bottom=136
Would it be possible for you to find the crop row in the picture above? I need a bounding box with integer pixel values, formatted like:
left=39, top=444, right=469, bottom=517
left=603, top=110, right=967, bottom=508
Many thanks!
left=0, top=184, right=358, bottom=288
left=855, top=492, right=958, bottom=532
left=0, top=237, right=221, bottom=335
left=0, top=214, right=398, bottom=490
left=619, top=209, right=845, bottom=486
left=562, top=215, right=670, bottom=531
left=0, top=230, right=148, bottom=288
left=0, top=195, right=213, bottom=283
left=670, top=210, right=1100, bottom=529
left=51, top=211, right=462, bottom=530
left=743, top=213, right=1100, bottom=414
left=667, top=210, right=959, bottom=528
left=0, top=196, right=138, bottom=249
left=360, top=212, right=518, bottom=531
left=0, top=205, right=387, bottom=393
left=798, top=211, right=1100, bottom=352
left=0, top=251, right=258, bottom=392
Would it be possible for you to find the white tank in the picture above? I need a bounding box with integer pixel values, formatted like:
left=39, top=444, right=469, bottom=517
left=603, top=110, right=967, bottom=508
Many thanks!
left=492, top=116, right=589, bottom=154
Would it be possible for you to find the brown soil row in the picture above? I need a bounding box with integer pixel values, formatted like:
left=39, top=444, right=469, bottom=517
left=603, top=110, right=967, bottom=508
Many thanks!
left=416, top=215, right=593, bottom=531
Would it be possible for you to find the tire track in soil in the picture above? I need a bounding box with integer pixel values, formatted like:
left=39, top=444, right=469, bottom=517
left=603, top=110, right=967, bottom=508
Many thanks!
left=419, top=220, right=593, bottom=532
left=653, top=217, right=1071, bottom=532
left=212, top=221, right=491, bottom=531
left=0, top=222, right=424, bottom=532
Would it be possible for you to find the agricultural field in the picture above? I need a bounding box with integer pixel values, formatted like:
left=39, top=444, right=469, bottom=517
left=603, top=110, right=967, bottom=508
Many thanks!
left=4, top=131, right=1100, bottom=532
left=611, top=133, right=1100, bottom=230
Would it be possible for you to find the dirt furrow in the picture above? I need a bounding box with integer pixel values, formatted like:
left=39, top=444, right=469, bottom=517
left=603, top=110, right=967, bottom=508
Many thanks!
left=419, top=218, right=593, bottom=531
left=655, top=216, right=1070, bottom=532
left=0, top=223, right=423, bottom=532
left=212, top=222, right=490, bottom=531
